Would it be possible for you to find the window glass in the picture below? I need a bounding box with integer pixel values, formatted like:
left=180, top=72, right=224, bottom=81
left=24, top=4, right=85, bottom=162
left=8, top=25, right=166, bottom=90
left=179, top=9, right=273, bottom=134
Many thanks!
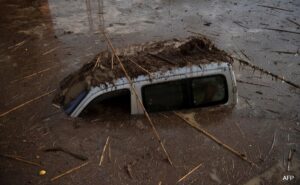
left=143, top=80, right=185, bottom=112
left=192, top=75, right=227, bottom=106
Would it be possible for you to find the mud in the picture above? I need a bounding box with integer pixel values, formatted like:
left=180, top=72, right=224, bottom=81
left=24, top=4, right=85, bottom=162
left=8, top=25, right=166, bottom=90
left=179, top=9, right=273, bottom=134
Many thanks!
left=0, top=0, right=300, bottom=185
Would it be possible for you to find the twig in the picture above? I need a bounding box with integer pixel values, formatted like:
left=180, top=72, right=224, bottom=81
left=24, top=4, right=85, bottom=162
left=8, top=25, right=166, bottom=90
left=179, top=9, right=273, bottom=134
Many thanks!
left=8, top=40, right=27, bottom=50
left=174, top=112, right=256, bottom=166
left=0, top=89, right=56, bottom=118
left=286, top=18, right=300, bottom=27
left=257, top=5, right=293, bottom=12
left=0, top=154, right=41, bottom=167
left=263, top=28, right=300, bottom=35
left=111, top=53, right=114, bottom=70
left=99, top=136, right=110, bottom=166
left=287, top=148, right=296, bottom=171
left=51, top=162, right=89, bottom=181
left=102, top=31, right=173, bottom=166
left=44, top=147, right=88, bottom=161
left=42, top=46, right=59, bottom=56
left=10, top=65, right=57, bottom=83
left=271, top=50, right=299, bottom=55
left=92, top=56, right=101, bottom=71
left=177, top=163, right=202, bottom=183
left=266, top=131, right=277, bottom=157
left=125, top=164, right=134, bottom=179
left=294, top=127, right=300, bottom=132
left=233, top=21, right=249, bottom=29
left=234, top=57, right=300, bottom=89
left=237, top=80, right=270, bottom=88
left=0, top=154, right=42, bottom=167
left=127, top=58, right=152, bottom=77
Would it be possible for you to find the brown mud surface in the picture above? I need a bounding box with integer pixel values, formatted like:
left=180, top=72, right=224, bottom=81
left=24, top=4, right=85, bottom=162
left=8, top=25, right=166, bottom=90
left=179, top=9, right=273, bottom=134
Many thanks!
left=0, top=0, right=299, bottom=185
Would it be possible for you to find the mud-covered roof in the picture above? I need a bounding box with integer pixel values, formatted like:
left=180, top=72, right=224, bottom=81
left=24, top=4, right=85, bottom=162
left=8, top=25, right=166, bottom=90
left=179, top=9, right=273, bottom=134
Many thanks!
left=53, top=36, right=233, bottom=106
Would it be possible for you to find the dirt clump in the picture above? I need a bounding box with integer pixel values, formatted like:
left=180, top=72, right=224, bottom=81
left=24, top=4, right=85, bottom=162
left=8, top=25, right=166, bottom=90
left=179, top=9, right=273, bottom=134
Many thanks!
left=53, top=36, right=233, bottom=107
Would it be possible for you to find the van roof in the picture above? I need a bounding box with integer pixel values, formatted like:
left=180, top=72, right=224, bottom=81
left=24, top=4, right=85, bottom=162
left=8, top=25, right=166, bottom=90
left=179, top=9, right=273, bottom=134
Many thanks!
left=53, top=36, right=233, bottom=106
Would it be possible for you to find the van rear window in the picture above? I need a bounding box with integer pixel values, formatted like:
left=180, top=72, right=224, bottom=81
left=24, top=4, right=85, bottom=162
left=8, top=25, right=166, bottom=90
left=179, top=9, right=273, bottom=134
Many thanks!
left=142, top=75, right=228, bottom=112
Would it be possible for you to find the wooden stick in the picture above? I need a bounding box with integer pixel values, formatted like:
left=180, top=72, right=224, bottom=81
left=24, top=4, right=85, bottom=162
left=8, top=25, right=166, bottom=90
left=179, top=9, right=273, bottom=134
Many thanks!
left=177, top=163, right=202, bottom=183
left=257, top=5, right=293, bottom=12
left=102, top=31, right=173, bottom=166
left=99, top=136, right=110, bottom=166
left=286, top=18, right=300, bottom=27
left=127, top=58, right=152, bottom=77
left=263, top=28, right=300, bottom=35
left=42, top=46, right=59, bottom=56
left=51, top=161, right=89, bottom=181
left=234, top=57, right=300, bottom=89
left=8, top=40, right=27, bottom=50
left=10, top=66, right=57, bottom=83
left=111, top=54, right=114, bottom=70
left=236, top=80, right=270, bottom=88
left=0, top=89, right=56, bottom=118
left=174, top=112, right=256, bottom=166
left=92, top=56, right=101, bottom=71
left=0, top=154, right=42, bottom=167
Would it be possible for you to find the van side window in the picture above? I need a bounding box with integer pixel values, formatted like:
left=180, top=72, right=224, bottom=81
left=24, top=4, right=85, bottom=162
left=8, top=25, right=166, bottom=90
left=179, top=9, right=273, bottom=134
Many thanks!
left=79, top=89, right=131, bottom=117
left=142, top=75, right=228, bottom=113
left=192, top=75, right=228, bottom=106
left=142, top=80, right=186, bottom=112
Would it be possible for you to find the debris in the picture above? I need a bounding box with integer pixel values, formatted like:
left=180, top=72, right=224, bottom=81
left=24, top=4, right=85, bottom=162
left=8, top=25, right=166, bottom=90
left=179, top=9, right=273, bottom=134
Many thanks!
left=234, top=57, right=300, bottom=89
left=102, top=31, right=174, bottom=165
left=287, top=148, right=296, bottom=171
left=257, top=5, right=293, bottom=12
left=265, top=131, right=277, bottom=161
left=92, top=56, right=101, bottom=71
left=271, top=50, right=299, bottom=55
left=236, top=80, right=270, bottom=88
left=0, top=154, right=42, bottom=167
left=99, top=136, right=110, bottom=166
left=42, top=46, right=59, bottom=56
left=0, top=89, right=56, bottom=118
left=265, top=109, right=280, bottom=114
left=8, top=40, right=27, bottom=50
left=177, top=163, right=202, bottom=183
left=255, top=91, right=263, bottom=95
left=128, top=58, right=152, bottom=77
left=263, top=28, right=300, bottom=35
left=294, top=127, right=300, bottom=133
left=174, top=112, right=256, bottom=166
left=44, top=147, right=88, bottom=161
left=147, top=52, right=176, bottom=65
left=204, top=22, right=212, bottom=26
left=233, top=21, right=249, bottom=29
left=286, top=18, right=300, bottom=27
left=39, top=170, right=47, bottom=176
left=51, top=161, right=89, bottom=181
left=10, top=65, right=57, bottom=83
left=125, top=164, right=134, bottom=179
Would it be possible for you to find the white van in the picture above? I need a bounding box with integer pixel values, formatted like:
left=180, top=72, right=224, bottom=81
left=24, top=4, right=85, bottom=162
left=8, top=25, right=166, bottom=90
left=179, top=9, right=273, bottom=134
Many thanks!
left=55, top=37, right=238, bottom=117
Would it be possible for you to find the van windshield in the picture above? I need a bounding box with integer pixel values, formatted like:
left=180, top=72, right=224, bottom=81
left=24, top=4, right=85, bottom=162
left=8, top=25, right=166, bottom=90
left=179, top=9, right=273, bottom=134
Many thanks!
left=142, top=75, right=228, bottom=112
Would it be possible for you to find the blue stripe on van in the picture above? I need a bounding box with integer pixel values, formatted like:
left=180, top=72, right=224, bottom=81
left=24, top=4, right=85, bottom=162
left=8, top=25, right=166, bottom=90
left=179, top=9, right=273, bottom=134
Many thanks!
left=64, top=91, right=88, bottom=115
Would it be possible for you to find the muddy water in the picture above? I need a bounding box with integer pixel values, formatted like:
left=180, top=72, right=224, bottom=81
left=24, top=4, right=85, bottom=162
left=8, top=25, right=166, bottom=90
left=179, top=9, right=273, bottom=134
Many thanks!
left=0, top=0, right=299, bottom=185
